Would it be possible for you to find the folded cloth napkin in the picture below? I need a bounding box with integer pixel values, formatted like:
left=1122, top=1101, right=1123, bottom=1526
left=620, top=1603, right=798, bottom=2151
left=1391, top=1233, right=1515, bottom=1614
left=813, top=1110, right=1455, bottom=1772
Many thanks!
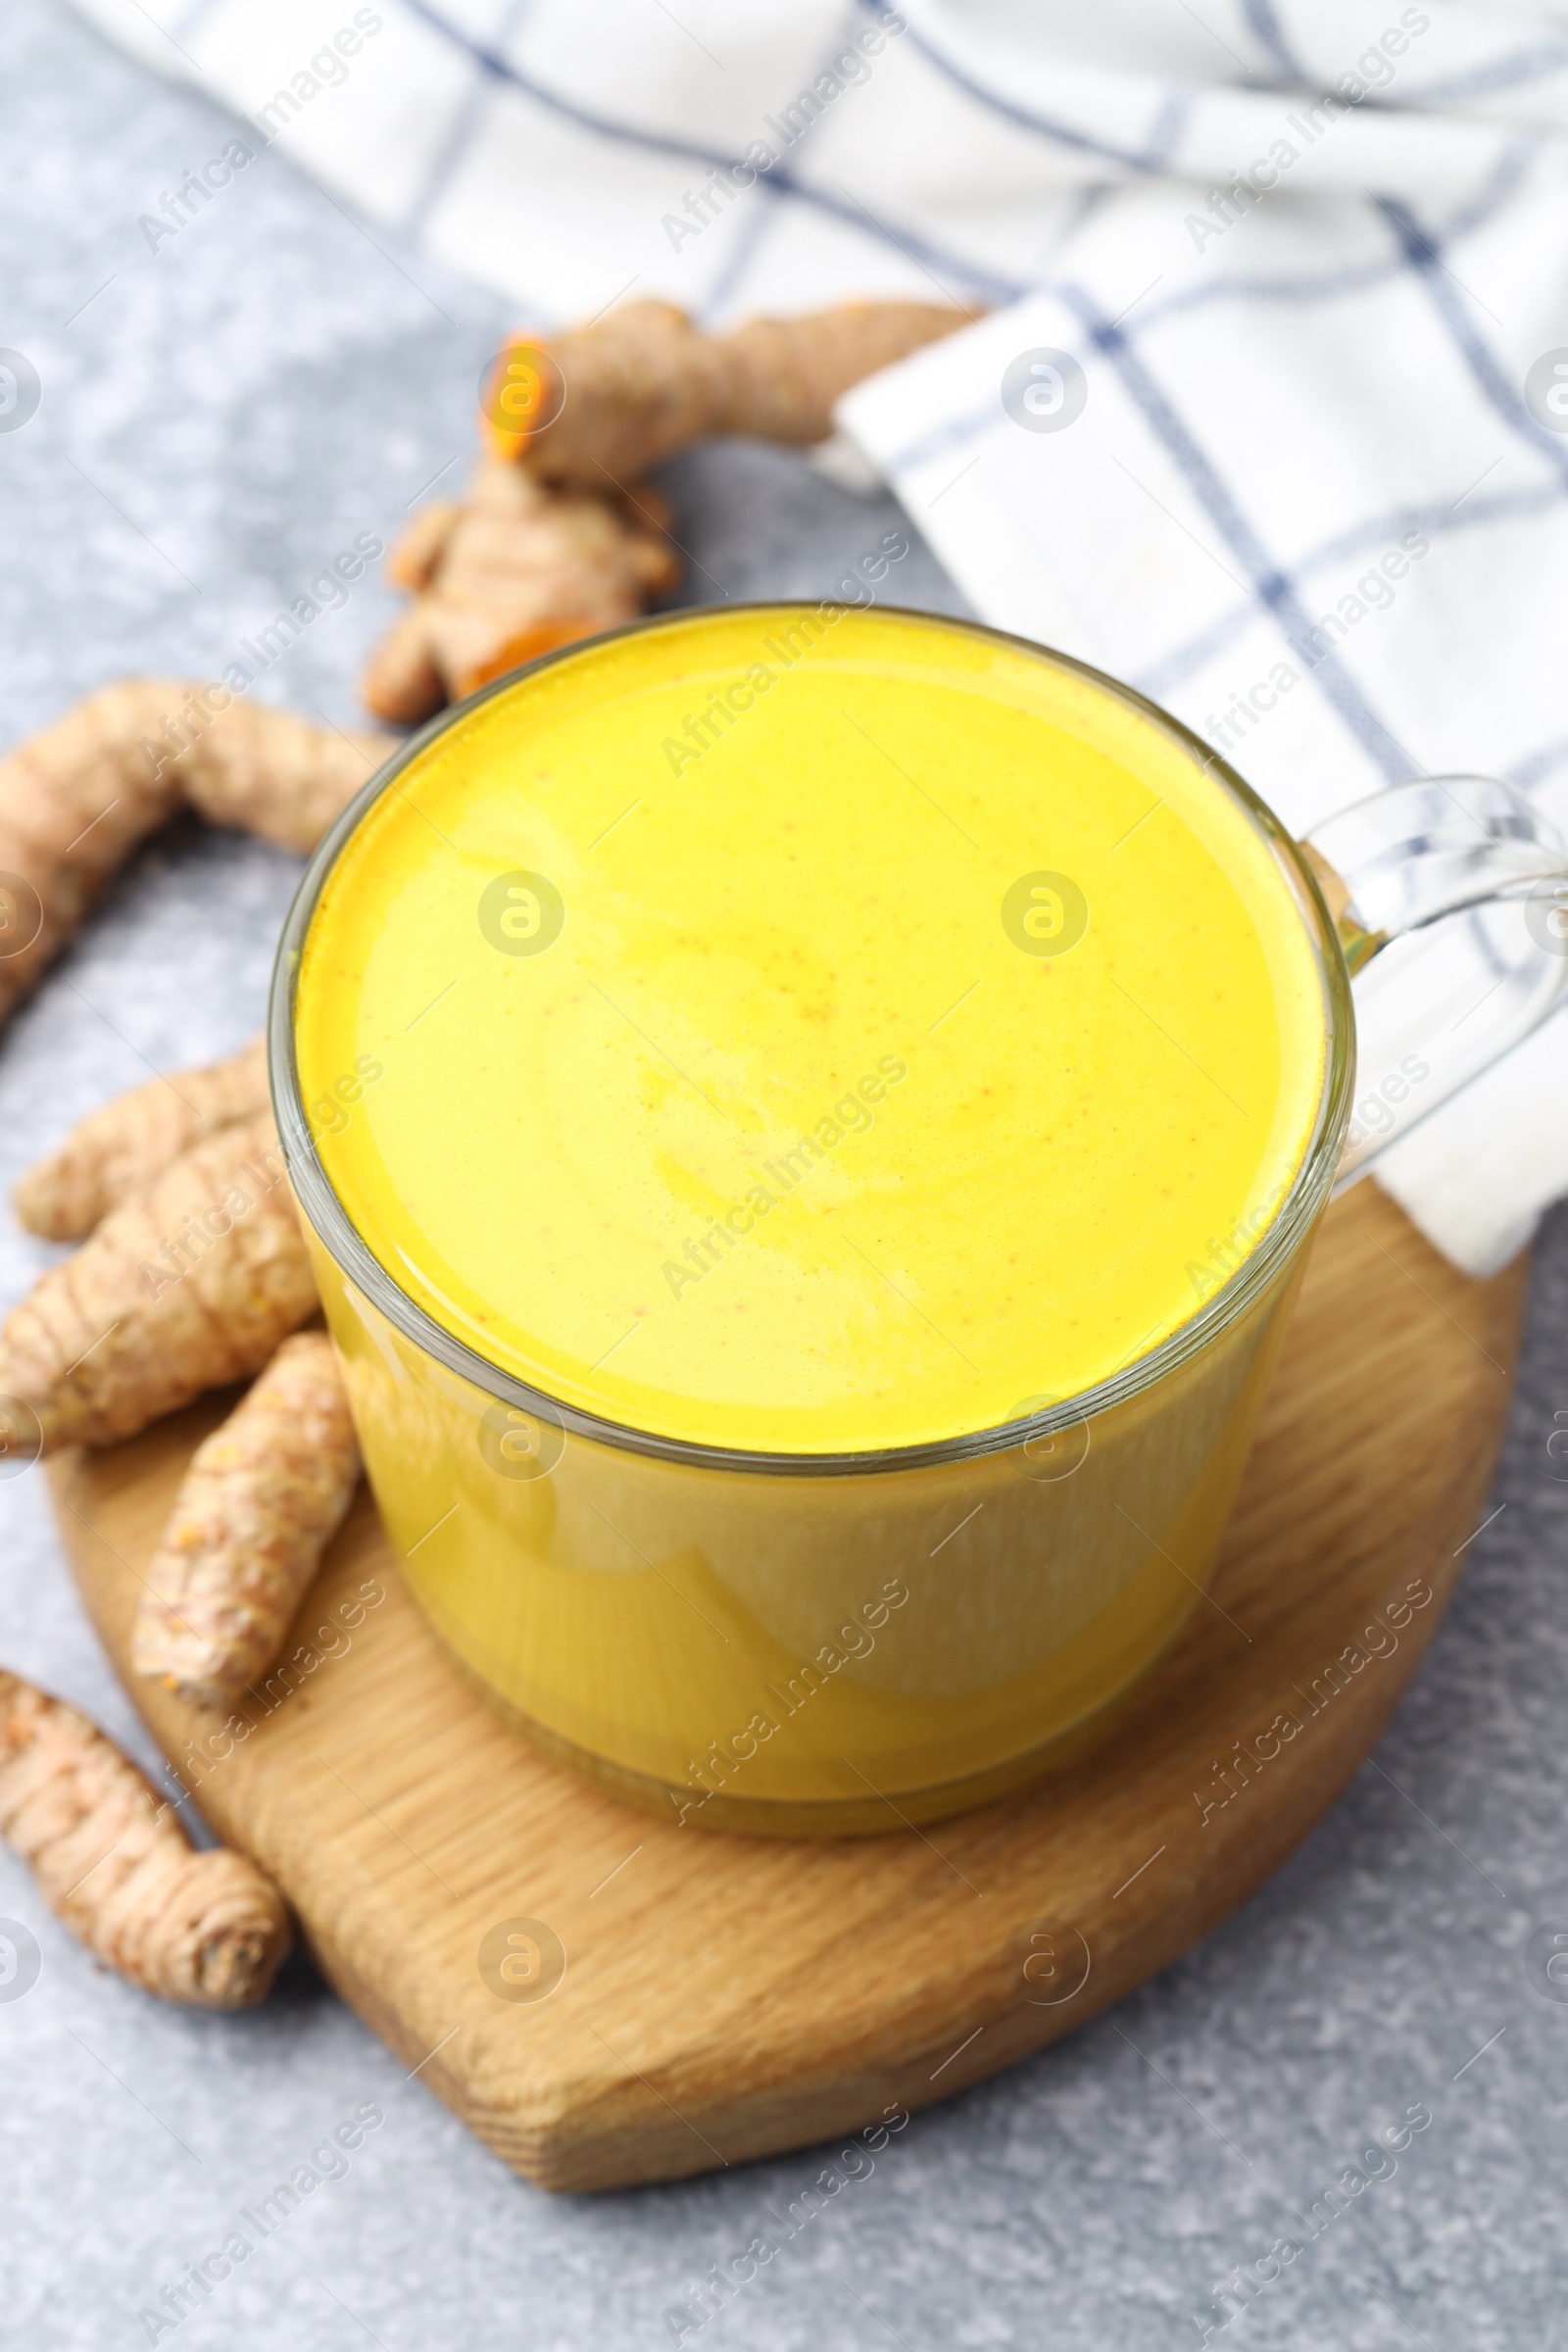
left=70, top=0, right=1568, bottom=1271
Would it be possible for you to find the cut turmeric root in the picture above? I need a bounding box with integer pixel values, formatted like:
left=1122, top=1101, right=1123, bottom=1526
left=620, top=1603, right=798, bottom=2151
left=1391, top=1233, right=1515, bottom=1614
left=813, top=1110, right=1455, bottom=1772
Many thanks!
left=133, top=1333, right=361, bottom=1711
left=14, top=1034, right=270, bottom=1243
left=0, top=1668, right=290, bottom=2006
left=0, top=684, right=390, bottom=1031
left=364, top=300, right=975, bottom=725
left=0, top=1112, right=316, bottom=1451
left=482, top=298, right=975, bottom=485
left=362, top=460, right=679, bottom=725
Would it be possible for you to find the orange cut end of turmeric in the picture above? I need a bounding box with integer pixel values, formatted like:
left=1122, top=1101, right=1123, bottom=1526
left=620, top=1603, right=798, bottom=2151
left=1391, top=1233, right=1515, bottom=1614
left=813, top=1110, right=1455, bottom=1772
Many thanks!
left=479, top=340, right=564, bottom=461
left=457, top=618, right=605, bottom=694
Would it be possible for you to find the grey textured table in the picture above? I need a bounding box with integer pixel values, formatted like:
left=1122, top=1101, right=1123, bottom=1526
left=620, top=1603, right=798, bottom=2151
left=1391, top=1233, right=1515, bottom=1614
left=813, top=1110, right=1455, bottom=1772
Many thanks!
left=3, top=9, right=1568, bottom=2347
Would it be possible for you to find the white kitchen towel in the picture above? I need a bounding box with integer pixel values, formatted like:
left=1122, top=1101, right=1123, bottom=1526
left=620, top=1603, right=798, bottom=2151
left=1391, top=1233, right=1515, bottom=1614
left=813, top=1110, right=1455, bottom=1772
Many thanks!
left=67, top=0, right=1568, bottom=1272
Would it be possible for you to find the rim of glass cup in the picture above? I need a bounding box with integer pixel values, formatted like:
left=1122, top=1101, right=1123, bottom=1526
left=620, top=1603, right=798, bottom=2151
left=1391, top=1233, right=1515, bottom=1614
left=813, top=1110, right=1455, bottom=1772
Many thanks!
left=270, top=602, right=1356, bottom=1480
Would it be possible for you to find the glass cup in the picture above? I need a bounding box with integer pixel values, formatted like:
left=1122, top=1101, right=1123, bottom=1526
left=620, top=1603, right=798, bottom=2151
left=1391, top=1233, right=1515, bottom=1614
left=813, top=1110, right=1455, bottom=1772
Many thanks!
left=271, top=609, right=1568, bottom=1835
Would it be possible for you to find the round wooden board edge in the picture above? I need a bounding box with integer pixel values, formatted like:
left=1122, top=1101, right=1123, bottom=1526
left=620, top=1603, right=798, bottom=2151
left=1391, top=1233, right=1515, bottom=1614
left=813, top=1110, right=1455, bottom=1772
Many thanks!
left=46, top=1188, right=1531, bottom=2192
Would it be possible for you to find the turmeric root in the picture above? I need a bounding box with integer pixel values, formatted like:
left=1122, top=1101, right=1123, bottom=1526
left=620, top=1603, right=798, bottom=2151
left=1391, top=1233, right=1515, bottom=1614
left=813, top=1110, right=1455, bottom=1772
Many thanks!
left=175, top=698, right=392, bottom=855
left=0, top=683, right=390, bottom=1030
left=362, top=459, right=679, bottom=725
left=0, top=1112, right=316, bottom=1451
left=15, top=1034, right=270, bottom=1243
left=482, top=298, right=974, bottom=486
left=0, top=1668, right=289, bottom=2006
left=364, top=298, right=974, bottom=723
left=133, top=1334, right=360, bottom=1711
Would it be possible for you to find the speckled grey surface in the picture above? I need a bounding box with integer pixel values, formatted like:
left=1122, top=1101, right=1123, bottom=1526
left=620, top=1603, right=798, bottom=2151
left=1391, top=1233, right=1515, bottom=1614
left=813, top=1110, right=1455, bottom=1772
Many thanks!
left=3, top=8, right=1568, bottom=2348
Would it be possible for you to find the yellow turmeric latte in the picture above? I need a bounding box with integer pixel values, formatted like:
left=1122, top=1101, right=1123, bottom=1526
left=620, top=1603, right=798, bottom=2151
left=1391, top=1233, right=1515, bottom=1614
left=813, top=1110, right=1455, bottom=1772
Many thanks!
left=296, top=606, right=1326, bottom=1456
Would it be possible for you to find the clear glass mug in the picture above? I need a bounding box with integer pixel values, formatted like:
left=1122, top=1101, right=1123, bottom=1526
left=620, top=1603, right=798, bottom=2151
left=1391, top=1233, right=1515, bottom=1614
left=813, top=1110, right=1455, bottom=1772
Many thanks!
left=270, top=614, right=1568, bottom=1836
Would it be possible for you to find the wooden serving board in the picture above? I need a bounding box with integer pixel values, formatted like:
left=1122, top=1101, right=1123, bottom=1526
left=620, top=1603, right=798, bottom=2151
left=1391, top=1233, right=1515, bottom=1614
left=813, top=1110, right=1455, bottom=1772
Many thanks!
left=50, top=1182, right=1526, bottom=2194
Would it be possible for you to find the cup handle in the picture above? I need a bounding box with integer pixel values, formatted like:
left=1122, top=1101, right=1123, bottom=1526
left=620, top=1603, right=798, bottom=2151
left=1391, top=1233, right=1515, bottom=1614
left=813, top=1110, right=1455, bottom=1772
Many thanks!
left=1302, top=774, right=1568, bottom=1186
